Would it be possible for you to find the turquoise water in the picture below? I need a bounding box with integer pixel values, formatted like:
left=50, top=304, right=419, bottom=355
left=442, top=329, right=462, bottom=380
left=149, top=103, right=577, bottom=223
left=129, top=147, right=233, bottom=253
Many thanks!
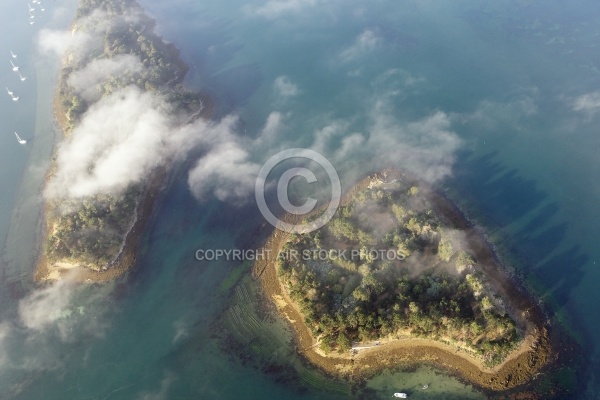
left=1, top=0, right=600, bottom=398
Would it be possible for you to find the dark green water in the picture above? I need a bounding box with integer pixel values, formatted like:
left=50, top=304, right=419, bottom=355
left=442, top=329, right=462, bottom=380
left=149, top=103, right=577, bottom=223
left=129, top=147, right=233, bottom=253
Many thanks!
left=1, top=0, right=599, bottom=398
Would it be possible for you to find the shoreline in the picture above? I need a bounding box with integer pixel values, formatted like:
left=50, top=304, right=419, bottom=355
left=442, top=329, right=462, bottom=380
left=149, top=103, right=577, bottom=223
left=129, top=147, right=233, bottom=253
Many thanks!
left=254, top=170, right=554, bottom=392
left=35, top=88, right=212, bottom=283
left=34, top=166, right=167, bottom=283
left=33, top=0, right=215, bottom=284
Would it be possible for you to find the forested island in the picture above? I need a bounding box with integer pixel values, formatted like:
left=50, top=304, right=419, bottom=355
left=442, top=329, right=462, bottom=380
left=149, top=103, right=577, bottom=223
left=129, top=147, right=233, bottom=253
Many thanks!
left=255, top=170, right=554, bottom=391
left=37, top=0, right=209, bottom=281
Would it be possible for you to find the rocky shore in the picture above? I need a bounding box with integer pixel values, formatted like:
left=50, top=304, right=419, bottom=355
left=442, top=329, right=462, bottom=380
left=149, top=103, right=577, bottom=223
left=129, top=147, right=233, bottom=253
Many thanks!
left=254, top=170, right=557, bottom=392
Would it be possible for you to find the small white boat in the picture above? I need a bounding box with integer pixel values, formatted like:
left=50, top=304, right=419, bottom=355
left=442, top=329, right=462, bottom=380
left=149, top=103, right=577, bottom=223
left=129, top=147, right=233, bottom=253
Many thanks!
left=19, top=73, right=27, bottom=81
left=393, top=394, right=407, bottom=398
left=10, top=50, right=17, bottom=58
left=29, top=20, right=35, bottom=25
left=6, top=88, right=19, bottom=101
left=14, top=132, right=27, bottom=144
left=28, top=3, right=35, bottom=12
left=10, top=60, right=19, bottom=71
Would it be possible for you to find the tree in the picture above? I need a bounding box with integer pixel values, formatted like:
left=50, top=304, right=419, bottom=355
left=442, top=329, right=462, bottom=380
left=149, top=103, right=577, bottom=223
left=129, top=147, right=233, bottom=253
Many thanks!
left=437, top=236, right=454, bottom=262
left=481, top=296, right=494, bottom=311
left=455, top=250, right=475, bottom=273
left=392, top=204, right=407, bottom=222
left=320, top=338, right=332, bottom=353
left=408, top=301, right=420, bottom=314
left=337, top=331, right=352, bottom=352
left=352, top=286, right=370, bottom=302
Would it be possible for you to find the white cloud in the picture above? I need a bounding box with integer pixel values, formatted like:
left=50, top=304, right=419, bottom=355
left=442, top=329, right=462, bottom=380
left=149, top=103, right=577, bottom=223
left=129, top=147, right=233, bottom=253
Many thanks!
left=246, top=0, right=318, bottom=19
left=0, top=276, right=113, bottom=384
left=336, top=133, right=365, bottom=159
left=39, top=5, right=268, bottom=205
left=136, top=372, right=176, bottom=400
left=186, top=111, right=294, bottom=202
left=371, top=68, right=427, bottom=98
left=572, top=91, right=600, bottom=116
left=256, top=111, right=285, bottom=147
left=311, top=119, right=350, bottom=154
left=367, top=104, right=460, bottom=182
left=38, top=28, right=99, bottom=64
left=40, top=5, right=204, bottom=200
left=464, top=96, right=538, bottom=131
left=78, top=8, right=144, bottom=36
left=68, top=54, right=145, bottom=102
left=38, top=7, right=143, bottom=60
left=47, top=85, right=268, bottom=201
left=188, top=137, right=260, bottom=202
left=172, top=318, right=188, bottom=344
left=339, top=29, right=382, bottom=62
left=273, top=76, right=301, bottom=98
left=313, top=100, right=461, bottom=184
left=17, top=273, right=111, bottom=340
left=19, top=278, right=77, bottom=334
left=46, top=86, right=196, bottom=198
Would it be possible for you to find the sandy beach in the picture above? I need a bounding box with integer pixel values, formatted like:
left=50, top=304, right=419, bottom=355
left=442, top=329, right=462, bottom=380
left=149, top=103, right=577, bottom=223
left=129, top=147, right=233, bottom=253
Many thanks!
left=32, top=31, right=214, bottom=283
left=34, top=166, right=167, bottom=283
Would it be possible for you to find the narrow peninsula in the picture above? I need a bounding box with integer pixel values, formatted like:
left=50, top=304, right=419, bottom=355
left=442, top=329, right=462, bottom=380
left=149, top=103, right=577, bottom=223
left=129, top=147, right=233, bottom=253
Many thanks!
left=255, top=170, right=553, bottom=391
left=36, top=0, right=210, bottom=282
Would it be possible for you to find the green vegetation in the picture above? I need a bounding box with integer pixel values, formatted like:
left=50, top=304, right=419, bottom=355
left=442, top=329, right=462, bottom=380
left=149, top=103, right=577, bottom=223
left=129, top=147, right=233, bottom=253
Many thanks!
left=276, top=177, right=520, bottom=367
left=59, top=0, right=200, bottom=132
left=44, top=0, right=205, bottom=272
left=45, top=186, right=141, bottom=270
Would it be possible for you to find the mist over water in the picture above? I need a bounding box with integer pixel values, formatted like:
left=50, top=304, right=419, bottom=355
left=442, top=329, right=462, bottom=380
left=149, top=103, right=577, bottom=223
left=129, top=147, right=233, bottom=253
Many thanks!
left=1, top=0, right=600, bottom=398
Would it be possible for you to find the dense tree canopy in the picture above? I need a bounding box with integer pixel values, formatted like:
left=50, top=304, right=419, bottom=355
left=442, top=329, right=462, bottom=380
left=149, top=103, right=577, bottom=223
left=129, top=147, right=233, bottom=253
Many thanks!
left=277, top=177, right=519, bottom=367
left=45, top=0, right=204, bottom=271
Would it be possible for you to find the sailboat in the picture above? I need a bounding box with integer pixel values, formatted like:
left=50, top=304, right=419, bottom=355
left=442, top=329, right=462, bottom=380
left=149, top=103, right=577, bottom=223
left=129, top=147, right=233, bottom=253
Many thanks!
left=14, top=132, right=27, bottom=144
left=10, top=60, right=19, bottom=71
left=6, top=88, right=19, bottom=101
left=19, top=73, right=27, bottom=82
left=10, top=50, right=17, bottom=58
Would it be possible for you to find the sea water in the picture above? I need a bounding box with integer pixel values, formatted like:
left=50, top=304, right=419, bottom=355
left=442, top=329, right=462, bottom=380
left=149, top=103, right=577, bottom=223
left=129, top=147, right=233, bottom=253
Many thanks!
left=1, top=0, right=599, bottom=398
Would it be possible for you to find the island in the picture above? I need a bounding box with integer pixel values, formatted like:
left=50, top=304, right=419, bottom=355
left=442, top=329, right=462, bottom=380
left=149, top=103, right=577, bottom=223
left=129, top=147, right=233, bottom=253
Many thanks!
left=36, top=0, right=210, bottom=282
left=254, top=170, right=554, bottom=391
